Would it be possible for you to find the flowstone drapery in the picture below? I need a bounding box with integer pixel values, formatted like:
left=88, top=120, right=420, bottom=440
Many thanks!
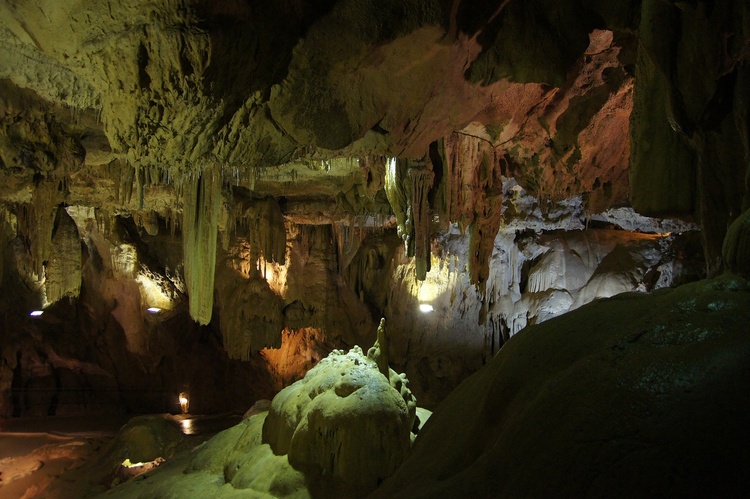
left=183, top=163, right=222, bottom=325
left=44, top=208, right=82, bottom=303
left=385, top=157, right=434, bottom=280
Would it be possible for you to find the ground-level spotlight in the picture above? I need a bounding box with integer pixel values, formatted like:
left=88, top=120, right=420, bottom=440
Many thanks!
left=419, top=303, right=434, bottom=313
left=179, top=392, right=189, bottom=414
left=30, top=310, right=44, bottom=317
left=147, top=307, right=162, bottom=313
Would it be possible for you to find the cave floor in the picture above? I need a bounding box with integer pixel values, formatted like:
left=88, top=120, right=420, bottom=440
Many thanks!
left=0, top=413, right=241, bottom=499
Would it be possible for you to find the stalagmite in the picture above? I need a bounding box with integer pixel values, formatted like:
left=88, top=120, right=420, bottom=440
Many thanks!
left=262, top=344, right=416, bottom=497
left=183, top=163, right=222, bottom=325
left=44, top=209, right=82, bottom=304
left=367, top=317, right=390, bottom=377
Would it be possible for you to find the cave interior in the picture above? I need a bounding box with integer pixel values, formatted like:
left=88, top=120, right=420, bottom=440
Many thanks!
left=0, top=0, right=749, bottom=497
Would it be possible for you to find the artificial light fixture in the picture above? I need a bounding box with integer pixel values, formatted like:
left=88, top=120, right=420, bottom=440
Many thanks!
left=147, top=307, right=162, bottom=313
left=179, top=392, right=190, bottom=414
left=419, top=303, right=434, bottom=313
left=30, top=310, right=44, bottom=317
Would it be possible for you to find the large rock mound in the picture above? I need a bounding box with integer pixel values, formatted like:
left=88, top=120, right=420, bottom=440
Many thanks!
left=723, top=208, right=750, bottom=278
left=374, top=274, right=750, bottom=497
left=263, top=343, right=416, bottom=497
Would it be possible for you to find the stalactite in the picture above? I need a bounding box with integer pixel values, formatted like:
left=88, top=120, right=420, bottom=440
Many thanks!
left=438, top=133, right=505, bottom=292
left=432, top=138, right=453, bottom=227
left=108, top=159, right=136, bottom=206
left=410, top=167, right=434, bottom=280
left=0, top=208, right=7, bottom=286
left=44, top=208, right=82, bottom=304
left=228, top=196, right=287, bottom=270
left=384, top=157, right=434, bottom=280
left=468, top=152, right=504, bottom=294
left=385, top=157, right=410, bottom=247
left=252, top=197, right=286, bottom=266
left=17, top=181, right=60, bottom=279
left=333, top=217, right=365, bottom=275
left=136, top=165, right=146, bottom=209
left=218, top=275, right=284, bottom=360
left=183, top=162, right=222, bottom=325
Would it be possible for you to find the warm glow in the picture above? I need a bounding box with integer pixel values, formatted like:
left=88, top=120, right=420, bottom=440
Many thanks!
left=415, top=254, right=451, bottom=302
left=180, top=418, right=195, bottom=435
left=121, top=458, right=146, bottom=468
left=419, top=303, right=434, bottom=313
left=179, top=392, right=189, bottom=414
left=136, top=272, right=174, bottom=311
left=30, top=310, right=44, bottom=317
left=256, top=255, right=289, bottom=298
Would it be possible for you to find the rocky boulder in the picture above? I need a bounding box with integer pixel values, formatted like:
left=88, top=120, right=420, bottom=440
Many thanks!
left=263, top=340, right=416, bottom=497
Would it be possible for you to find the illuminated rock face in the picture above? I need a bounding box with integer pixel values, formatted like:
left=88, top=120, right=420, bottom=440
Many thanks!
left=375, top=274, right=750, bottom=497
left=0, top=0, right=745, bottom=437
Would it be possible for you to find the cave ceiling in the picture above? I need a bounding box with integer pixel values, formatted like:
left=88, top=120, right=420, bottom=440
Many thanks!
left=0, top=0, right=748, bottom=322
left=0, top=0, right=643, bottom=213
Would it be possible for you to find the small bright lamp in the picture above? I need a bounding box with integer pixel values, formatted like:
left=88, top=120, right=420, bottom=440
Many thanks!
left=147, top=307, right=161, bottom=313
left=30, top=310, right=44, bottom=317
left=419, top=303, right=434, bottom=313
left=179, top=392, right=189, bottom=414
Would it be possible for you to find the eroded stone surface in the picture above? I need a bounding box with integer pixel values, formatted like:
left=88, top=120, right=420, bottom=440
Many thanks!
left=375, top=274, right=750, bottom=497
left=263, top=344, right=416, bottom=497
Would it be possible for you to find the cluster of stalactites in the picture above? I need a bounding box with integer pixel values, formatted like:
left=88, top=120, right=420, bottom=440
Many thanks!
left=333, top=217, right=368, bottom=276
left=17, top=180, right=61, bottom=280
left=384, top=157, right=435, bottom=281
left=108, top=159, right=172, bottom=209
left=183, top=162, right=223, bottom=325
left=432, top=135, right=504, bottom=295
left=225, top=196, right=287, bottom=273
left=44, top=209, right=82, bottom=304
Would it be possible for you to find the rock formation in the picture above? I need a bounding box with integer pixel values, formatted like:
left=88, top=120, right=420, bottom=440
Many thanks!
left=375, top=272, right=750, bottom=497
left=103, top=333, right=420, bottom=498
left=0, top=1, right=748, bottom=496
left=263, top=340, right=416, bottom=497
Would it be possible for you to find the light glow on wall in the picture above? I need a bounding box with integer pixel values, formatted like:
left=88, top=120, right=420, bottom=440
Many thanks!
left=136, top=272, right=174, bottom=311
left=419, top=303, right=434, bottom=313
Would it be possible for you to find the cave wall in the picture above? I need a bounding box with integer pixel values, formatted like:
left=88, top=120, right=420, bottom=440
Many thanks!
left=630, top=0, right=750, bottom=274
left=0, top=0, right=746, bottom=417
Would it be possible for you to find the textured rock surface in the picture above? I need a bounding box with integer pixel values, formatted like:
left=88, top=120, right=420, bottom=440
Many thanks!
left=630, top=0, right=750, bottom=274
left=263, top=344, right=416, bottom=497
left=185, top=413, right=308, bottom=497
left=104, top=343, right=420, bottom=498
left=723, top=208, right=750, bottom=278
left=0, top=2, right=747, bottom=497
left=376, top=181, right=703, bottom=406
left=375, top=274, right=750, bottom=497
